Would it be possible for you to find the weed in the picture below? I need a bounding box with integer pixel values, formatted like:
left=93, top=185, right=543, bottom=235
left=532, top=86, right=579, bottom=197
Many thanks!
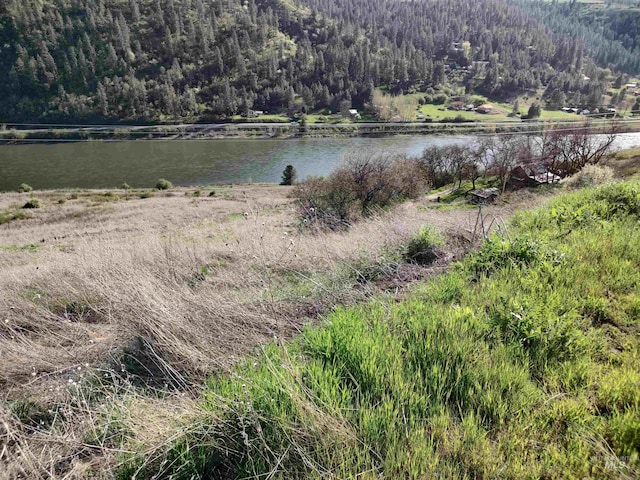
left=0, top=243, right=40, bottom=252
left=0, top=210, right=30, bottom=225
left=402, top=225, right=443, bottom=264
left=22, top=199, right=41, bottom=209
left=17, top=183, right=33, bottom=193
left=155, top=179, right=173, bottom=190
left=566, top=164, right=615, bottom=189
left=139, top=190, right=154, bottom=199
left=6, top=399, right=55, bottom=430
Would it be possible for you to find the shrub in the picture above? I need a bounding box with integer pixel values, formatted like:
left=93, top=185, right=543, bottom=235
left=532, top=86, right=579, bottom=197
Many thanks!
left=140, top=191, right=154, bottom=199
left=293, top=152, right=430, bottom=230
left=280, top=165, right=297, bottom=185
left=208, top=190, right=216, bottom=197
left=432, top=93, right=448, bottom=105
left=155, top=178, right=173, bottom=190
left=22, top=199, right=41, bottom=209
left=467, top=235, right=564, bottom=277
left=402, top=226, right=444, bottom=264
left=565, top=164, right=615, bottom=189
left=121, top=182, right=132, bottom=190
left=17, top=183, right=33, bottom=193
left=526, top=103, right=541, bottom=119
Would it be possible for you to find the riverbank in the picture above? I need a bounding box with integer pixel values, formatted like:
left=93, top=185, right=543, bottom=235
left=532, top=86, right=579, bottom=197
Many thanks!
left=1, top=116, right=637, bottom=144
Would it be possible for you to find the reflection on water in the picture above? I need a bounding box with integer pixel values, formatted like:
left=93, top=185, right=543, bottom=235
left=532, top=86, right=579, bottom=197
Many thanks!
left=0, top=132, right=639, bottom=191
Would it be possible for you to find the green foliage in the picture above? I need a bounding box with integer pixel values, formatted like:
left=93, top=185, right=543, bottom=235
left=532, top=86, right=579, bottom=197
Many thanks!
left=155, top=179, right=172, bottom=190
left=516, top=0, right=640, bottom=75
left=0, top=0, right=611, bottom=123
left=6, top=399, right=54, bottom=430
left=527, top=102, right=542, bottom=119
left=402, top=225, right=443, bottom=264
left=280, top=165, right=297, bottom=186
left=17, top=183, right=33, bottom=193
left=22, top=199, right=40, bottom=209
left=0, top=210, right=30, bottom=225
left=121, top=182, right=132, bottom=190
left=466, top=235, right=565, bottom=277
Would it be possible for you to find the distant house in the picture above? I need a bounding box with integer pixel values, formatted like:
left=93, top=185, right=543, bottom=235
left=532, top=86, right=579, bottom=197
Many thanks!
left=476, top=104, right=494, bottom=114
left=509, top=164, right=561, bottom=189
left=247, top=110, right=263, bottom=118
left=348, top=109, right=361, bottom=119
left=469, top=188, right=500, bottom=204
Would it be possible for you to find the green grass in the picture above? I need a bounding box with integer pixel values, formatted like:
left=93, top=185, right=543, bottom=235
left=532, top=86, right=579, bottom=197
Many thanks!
left=231, top=114, right=290, bottom=123
left=0, top=209, right=30, bottom=225
left=0, top=243, right=40, bottom=252
left=121, top=182, right=640, bottom=479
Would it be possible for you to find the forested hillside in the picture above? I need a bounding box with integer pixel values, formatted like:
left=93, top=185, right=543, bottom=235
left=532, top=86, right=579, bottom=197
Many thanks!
left=0, top=0, right=619, bottom=122
left=514, top=0, right=640, bottom=75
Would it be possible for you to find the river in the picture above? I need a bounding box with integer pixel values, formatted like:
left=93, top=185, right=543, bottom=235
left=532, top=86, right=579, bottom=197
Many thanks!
left=1, top=133, right=640, bottom=191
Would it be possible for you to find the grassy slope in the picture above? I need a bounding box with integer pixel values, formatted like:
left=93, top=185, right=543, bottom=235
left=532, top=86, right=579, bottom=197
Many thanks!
left=125, top=182, right=640, bottom=479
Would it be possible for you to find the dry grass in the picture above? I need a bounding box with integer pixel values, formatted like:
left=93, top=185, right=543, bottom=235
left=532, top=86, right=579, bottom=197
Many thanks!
left=603, top=148, right=640, bottom=179
left=0, top=183, right=553, bottom=478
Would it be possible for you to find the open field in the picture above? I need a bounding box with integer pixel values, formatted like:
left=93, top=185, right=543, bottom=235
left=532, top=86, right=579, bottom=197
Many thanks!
left=0, top=177, right=553, bottom=478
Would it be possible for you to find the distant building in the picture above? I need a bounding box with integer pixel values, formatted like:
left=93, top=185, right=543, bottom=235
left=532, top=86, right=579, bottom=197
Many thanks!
left=476, top=104, right=494, bottom=114
left=348, top=109, right=361, bottom=119
left=509, top=164, right=561, bottom=189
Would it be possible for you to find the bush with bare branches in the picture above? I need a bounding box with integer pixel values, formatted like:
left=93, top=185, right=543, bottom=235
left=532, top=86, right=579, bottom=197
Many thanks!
left=294, top=151, right=429, bottom=229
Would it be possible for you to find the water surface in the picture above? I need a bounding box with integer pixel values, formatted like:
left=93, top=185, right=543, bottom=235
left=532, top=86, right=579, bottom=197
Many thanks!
left=1, top=133, right=639, bottom=191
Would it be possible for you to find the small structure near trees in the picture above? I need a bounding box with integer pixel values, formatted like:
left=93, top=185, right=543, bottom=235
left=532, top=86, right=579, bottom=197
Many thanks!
left=509, top=164, right=561, bottom=189
left=469, top=188, right=500, bottom=204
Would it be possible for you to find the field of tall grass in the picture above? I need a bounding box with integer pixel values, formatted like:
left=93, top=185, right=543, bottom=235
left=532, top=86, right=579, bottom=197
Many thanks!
left=120, top=181, right=640, bottom=479
left=2, top=180, right=535, bottom=478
